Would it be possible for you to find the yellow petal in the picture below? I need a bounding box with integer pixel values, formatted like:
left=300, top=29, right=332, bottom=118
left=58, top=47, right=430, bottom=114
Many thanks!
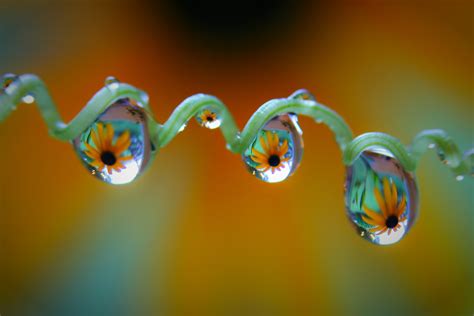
left=84, top=150, right=100, bottom=161
left=115, top=130, right=130, bottom=148
left=91, top=128, right=101, bottom=149
left=251, top=148, right=267, bottom=159
left=362, top=206, right=386, bottom=225
left=84, top=142, right=98, bottom=154
left=383, top=177, right=392, bottom=211
left=369, top=226, right=385, bottom=233
left=271, top=132, right=279, bottom=149
left=373, top=186, right=388, bottom=217
left=361, top=214, right=383, bottom=227
left=279, top=139, right=288, bottom=156
left=391, top=181, right=398, bottom=212
left=118, top=155, right=133, bottom=162
left=260, top=134, right=268, bottom=153
left=397, top=195, right=407, bottom=217
left=104, top=123, right=114, bottom=149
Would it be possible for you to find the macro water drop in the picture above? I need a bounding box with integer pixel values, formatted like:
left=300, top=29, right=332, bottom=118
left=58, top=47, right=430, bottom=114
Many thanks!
left=72, top=98, right=154, bottom=185
left=344, top=147, right=419, bottom=245
left=104, top=76, right=120, bottom=90
left=242, top=113, right=303, bottom=183
left=195, top=108, right=222, bottom=129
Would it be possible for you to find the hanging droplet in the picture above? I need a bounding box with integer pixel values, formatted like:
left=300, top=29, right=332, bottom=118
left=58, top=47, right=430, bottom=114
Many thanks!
left=195, top=108, right=222, bottom=129
left=72, top=98, right=154, bottom=185
left=242, top=113, right=303, bottom=183
left=178, top=122, right=187, bottom=133
left=105, top=76, right=120, bottom=90
left=21, top=93, right=35, bottom=104
left=428, top=143, right=436, bottom=149
left=344, top=147, right=419, bottom=245
left=455, top=175, right=464, bottom=181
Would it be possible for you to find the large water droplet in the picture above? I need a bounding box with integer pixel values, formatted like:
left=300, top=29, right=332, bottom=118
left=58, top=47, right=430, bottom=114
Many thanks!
left=195, top=108, right=222, bottom=129
left=72, top=98, right=154, bottom=185
left=242, top=113, right=303, bottom=183
left=344, top=147, right=419, bottom=245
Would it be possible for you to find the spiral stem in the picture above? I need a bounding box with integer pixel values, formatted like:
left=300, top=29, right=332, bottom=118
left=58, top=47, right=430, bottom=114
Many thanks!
left=1, top=74, right=472, bottom=178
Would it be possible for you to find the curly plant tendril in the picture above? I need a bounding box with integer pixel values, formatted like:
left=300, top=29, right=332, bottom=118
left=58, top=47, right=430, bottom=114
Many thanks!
left=1, top=73, right=472, bottom=179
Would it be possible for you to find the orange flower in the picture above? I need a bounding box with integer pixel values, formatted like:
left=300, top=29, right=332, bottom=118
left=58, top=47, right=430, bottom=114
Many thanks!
left=198, top=109, right=217, bottom=125
left=362, top=177, right=407, bottom=235
left=251, top=131, right=290, bottom=174
left=84, top=123, right=133, bottom=174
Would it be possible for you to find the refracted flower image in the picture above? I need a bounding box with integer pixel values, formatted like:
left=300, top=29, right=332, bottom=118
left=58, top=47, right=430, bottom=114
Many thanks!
left=199, top=109, right=216, bottom=124
left=251, top=130, right=290, bottom=174
left=362, top=177, right=407, bottom=236
left=72, top=99, right=154, bottom=185
left=344, top=149, right=419, bottom=245
left=84, top=123, right=133, bottom=174
left=195, top=108, right=222, bottom=129
left=242, top=114, right=304, bottom=183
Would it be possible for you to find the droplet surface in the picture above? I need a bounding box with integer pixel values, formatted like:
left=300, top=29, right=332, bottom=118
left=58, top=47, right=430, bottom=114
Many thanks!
left=105, top=76, right=120, bottom=90
left=21, top=93, right=35, bottom=104
left=195, top=108, right=222, bottom=129
left=344, top=148, right=419, bottom=245
left=178, top=122, right=187, bottom=133
left=73, top=98, right=154, bottom=185
left=242, top=113, right=303, bottom=183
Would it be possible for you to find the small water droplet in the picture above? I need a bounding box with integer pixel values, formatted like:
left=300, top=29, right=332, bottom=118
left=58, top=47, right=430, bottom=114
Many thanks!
left=345, top=148, right=419, bottom=245
left=428, top=143, right=435, bottom=149
left=72, top=98, right=154, bottom=185
left=242, top=113, right=304, bottom=183
left=178, top=122, right=187, bottom=133
left=437, top=148, right=446, bottom=163
left=291, top=89, right=316, bottom=101
left=195, top=108, right=222, bottom=129
left=455, top=175, right=464, bottom=181
left=315, top=118, right=323, bottom=124
left=105, top=76, right=120, bottom=90
left=2, top=73, right=17, bottom=89
left=22, top=94, right=35, bottom=104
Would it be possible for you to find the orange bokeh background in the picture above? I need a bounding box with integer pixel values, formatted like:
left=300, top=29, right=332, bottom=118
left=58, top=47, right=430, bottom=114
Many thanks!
left=0, top=0, right=472, bottom=315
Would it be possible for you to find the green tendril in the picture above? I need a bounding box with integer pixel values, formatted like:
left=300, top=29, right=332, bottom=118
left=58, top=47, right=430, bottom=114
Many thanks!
left=1, top=74, right=472, bottom=178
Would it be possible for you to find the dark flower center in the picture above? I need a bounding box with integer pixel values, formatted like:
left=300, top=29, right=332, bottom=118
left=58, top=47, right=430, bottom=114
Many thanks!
left=206, top=116, right=214, bottom=122
left=268, top=155, right=281, bottom=167
left=101, top=151, right=117, bottom=166
left=385, top=215, right=399, bottom=229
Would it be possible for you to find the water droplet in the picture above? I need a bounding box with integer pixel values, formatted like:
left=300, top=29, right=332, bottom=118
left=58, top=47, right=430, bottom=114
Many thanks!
left=428, top=143, right=435, bottom=149
left=21, top=94, right=35, bottom=104
left=455, top=175, right=464, bottom=181
left=72, top=98, right=154, bottom=185
left=315, top=118, right=323, bottom=124
left=437, top=148, right=447, bottom=164
left=178, top=122, right=187, bottom=133
left=2, top=73, right=17, bottom=89
left=195, top=108, right=222, bottom=129
left=290, top=89, right=316, bottom=101
left=242, top=113, right=304, bottom=183
left=105, top=76, right=120, bottom=90
left=344, top=148, right=419, bottom=245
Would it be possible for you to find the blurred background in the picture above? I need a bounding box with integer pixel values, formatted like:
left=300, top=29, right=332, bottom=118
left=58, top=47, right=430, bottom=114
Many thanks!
left=0, top=0, right=472, bottom=315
